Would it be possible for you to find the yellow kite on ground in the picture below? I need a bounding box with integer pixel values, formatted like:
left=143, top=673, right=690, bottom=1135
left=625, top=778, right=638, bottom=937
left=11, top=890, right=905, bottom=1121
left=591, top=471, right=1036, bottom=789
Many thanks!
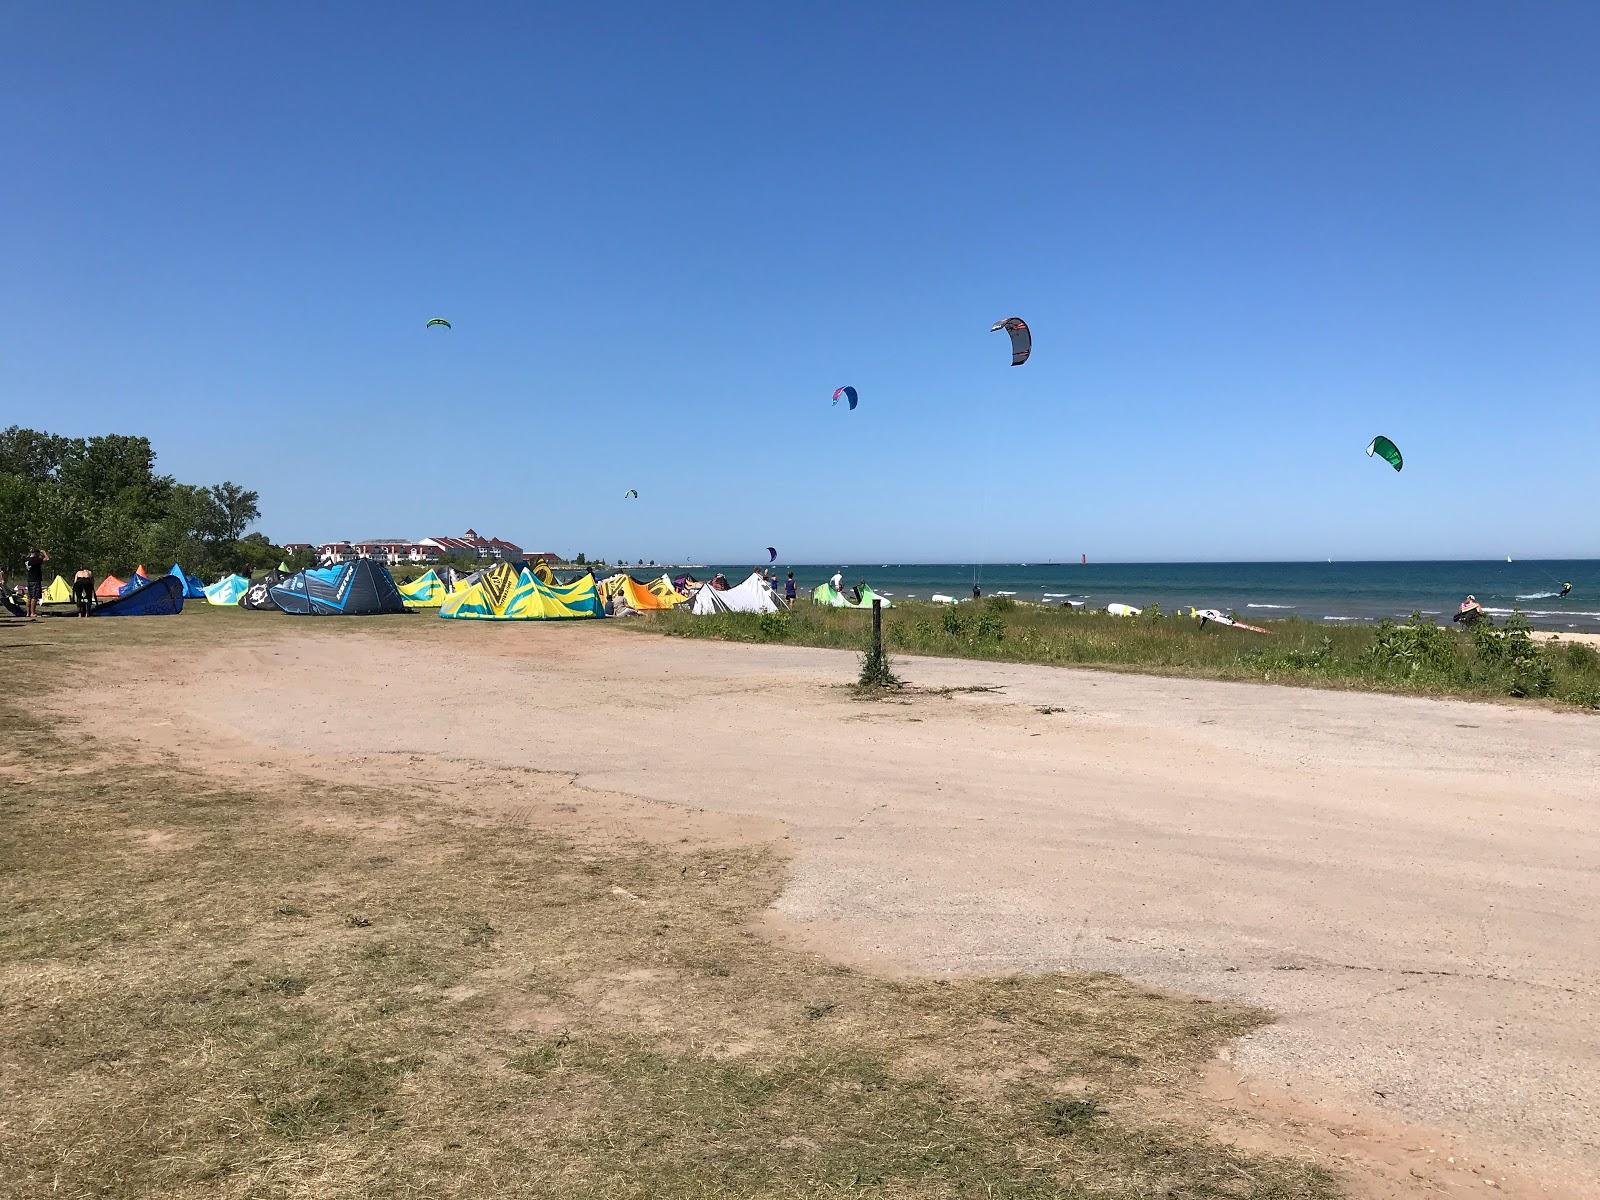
left=440, top=565, right=604, bottom=621
left=598, top=573, right=686, bottom=612
left=531, top=559, right=555, bottom=584
left=41, top=575, right=73, bottom=604
left=645, top=575, right=687, bottom=605
left=397, top=569, right=449, bottom=608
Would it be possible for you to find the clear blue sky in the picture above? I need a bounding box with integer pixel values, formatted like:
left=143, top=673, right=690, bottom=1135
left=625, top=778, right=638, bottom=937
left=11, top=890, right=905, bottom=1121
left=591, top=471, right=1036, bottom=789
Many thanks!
left=4, top=3, right=1596, bottom=562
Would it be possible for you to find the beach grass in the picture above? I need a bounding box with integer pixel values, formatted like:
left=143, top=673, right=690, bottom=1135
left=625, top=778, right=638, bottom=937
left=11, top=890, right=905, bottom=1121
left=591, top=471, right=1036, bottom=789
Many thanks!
left=0, top=619, right=1341, bottom=1198
left=647, top=599, right=1600, bottom=710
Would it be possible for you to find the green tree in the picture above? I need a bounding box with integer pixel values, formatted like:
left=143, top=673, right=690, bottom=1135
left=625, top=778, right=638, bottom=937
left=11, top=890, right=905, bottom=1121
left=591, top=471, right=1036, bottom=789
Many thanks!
left=0, top=427, right=73, bottom=482
left=58, top=434, right=165, bottom=509
left=209, top=482, right=261, bottom=543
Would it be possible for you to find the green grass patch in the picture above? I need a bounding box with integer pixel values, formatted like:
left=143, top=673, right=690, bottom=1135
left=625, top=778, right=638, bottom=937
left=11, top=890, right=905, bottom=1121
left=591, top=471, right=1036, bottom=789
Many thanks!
left=645, top=599, right=1600, bottom=710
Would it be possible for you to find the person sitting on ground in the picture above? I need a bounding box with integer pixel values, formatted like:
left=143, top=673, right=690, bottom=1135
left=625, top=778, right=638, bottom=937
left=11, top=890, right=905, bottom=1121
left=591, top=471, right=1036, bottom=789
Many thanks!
left=0, top=568, right=21, bottom=617
left=73, top=568, right=95, bottom=617
left=24, top=547, right=48, bottom=620
left=1453, top=594, right=1485, bottom=625
left=711, top=573, right=729, bottom=591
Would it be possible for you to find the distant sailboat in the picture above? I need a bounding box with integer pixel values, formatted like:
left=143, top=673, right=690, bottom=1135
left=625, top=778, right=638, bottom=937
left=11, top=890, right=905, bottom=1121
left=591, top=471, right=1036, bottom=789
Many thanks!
left=1507, top=555, right=1513, bottom=563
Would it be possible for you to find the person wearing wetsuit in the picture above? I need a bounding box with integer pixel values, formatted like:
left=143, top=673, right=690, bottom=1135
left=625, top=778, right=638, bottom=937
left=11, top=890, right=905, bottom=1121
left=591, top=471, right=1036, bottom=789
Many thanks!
left=73, top=568, right=95, bottom=616
left=1560, top=582, right=1573, bottom=598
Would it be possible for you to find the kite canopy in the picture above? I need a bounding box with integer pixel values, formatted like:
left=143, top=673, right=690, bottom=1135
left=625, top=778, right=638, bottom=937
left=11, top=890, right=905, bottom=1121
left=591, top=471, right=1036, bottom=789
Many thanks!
left=832, top=386, right=858, bottom=410
left=1366, top=435, right=1403, bottom=472
left=597, top=574, right=686, bottom=612
left=92, top=575, right=184, bottom=617
left=766, top=547, right=777, bottom=562
left=95, top=574, right=126, bottom=599
left=397, top=569, right=449, bottom=608
left=990, top=317, right=1031, bottom=366
left=690, top=572, right=783, bottom=615
left=271, top=560, right=407, bottom=616
left=813, top=582, right=891, bottom=609
left=440, top=565, right=604, bottom=620
left=426, top=317, right=451, bottom=330
left=169, top=563, right=208, bottom=599
left=204, top=574, right=249, bottom=605
left=240, top=569, right=288, bottom=611
left=624, top=489, right=638, bottom=499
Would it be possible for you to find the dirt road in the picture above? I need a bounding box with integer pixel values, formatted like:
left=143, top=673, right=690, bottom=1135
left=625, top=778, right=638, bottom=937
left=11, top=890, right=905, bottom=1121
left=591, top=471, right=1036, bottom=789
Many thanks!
left=91, top=622, right=1600, bottom=1193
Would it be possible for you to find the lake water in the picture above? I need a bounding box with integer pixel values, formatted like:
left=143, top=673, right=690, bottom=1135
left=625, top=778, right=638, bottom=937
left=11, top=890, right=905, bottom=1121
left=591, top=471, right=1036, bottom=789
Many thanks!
left=668, top=560, right=1600, bottom=631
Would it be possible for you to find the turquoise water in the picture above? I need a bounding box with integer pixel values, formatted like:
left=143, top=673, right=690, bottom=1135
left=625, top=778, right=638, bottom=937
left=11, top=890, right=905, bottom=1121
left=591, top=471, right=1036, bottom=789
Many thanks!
left=679, top=561, right=1600, bottom=631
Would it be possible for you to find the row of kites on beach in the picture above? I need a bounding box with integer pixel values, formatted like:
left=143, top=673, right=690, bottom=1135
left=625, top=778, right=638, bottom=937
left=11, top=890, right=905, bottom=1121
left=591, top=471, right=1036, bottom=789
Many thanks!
left=36, top=558, right=801, bottom=620
left=426, top=314, right=1406, bottom=474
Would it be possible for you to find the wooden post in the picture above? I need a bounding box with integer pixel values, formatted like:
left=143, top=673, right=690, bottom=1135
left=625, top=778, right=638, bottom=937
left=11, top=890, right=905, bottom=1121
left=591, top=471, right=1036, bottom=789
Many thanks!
left=872, top=598, right=882, bottom=659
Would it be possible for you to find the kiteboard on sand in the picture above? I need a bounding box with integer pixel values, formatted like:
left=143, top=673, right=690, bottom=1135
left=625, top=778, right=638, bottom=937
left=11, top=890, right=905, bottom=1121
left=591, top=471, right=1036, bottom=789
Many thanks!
left=1189, top=607, right=1270, bottom=635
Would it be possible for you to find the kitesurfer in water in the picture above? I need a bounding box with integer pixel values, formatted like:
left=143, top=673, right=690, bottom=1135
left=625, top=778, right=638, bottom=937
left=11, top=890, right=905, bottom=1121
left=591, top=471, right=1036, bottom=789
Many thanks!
left=1560, top=581, right=1573, bottom=598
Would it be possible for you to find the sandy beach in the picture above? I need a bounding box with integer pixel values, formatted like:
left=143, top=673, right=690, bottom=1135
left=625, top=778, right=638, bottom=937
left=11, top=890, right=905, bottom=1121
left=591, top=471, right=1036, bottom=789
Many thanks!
left=63, top=619, right=1598, bottom=1197
left=1535, top=630, right=1600, bottom=647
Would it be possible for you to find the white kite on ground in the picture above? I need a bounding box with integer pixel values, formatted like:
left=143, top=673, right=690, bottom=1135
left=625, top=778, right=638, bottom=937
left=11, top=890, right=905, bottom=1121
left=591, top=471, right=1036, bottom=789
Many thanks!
left=690, top=572, right=784, bottom=615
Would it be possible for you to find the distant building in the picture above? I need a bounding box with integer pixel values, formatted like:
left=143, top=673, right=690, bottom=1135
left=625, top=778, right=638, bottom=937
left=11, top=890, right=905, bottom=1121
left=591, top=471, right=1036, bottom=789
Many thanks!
left=306, top=528, right=536, bottom=566
left=418, top=528, right=527, bottom=561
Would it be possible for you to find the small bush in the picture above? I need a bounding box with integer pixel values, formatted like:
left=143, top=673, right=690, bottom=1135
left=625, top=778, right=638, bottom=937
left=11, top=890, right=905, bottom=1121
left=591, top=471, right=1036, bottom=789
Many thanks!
left=757, top=611, right=791, bottom=641
left=1473, top=614, right=1554, bottom=697
left=972, top=611, right=1006, bottom=641
left=941, top=607, right=967, bottom=636
left=1562, top=640, right=1600, bottom=671
left=985, top=596, right=1017, bottom=614
left=1364, top=614, right=1458, bottom=677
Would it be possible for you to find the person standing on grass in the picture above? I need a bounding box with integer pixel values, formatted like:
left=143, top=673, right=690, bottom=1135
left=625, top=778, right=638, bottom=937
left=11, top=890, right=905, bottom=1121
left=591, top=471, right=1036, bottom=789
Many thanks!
left=73, top=567, right=95, bottom=617
left=25, top=547, right=49, bottom=619
left=784, top=571, right=796, bottom=605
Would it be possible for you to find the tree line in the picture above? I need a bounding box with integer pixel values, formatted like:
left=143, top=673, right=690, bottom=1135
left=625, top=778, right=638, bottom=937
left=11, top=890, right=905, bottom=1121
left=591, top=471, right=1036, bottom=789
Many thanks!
left=0, top=426, right=284, bottom=581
